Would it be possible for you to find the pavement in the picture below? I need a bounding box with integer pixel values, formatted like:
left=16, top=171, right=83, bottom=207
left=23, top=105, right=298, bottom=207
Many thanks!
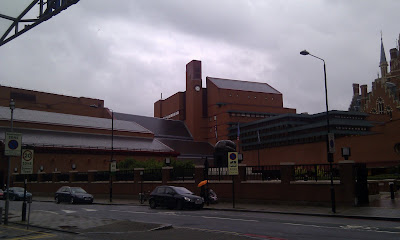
left=1, top=192, right=400, bottom=239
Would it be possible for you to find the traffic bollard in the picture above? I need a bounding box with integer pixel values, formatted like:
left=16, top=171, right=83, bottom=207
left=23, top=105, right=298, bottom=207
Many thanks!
left=390, top=182, right=395, bottom=200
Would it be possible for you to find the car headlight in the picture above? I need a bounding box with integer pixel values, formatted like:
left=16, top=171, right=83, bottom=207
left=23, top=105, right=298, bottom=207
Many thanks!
left=183, top=196, right=191, bottom=202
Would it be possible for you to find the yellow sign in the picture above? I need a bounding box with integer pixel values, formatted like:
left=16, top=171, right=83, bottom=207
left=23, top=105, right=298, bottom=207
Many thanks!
left=228, top=152, right=238, bottom=175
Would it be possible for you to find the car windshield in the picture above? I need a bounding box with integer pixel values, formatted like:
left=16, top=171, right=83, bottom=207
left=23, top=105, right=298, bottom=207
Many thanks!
left=12, top=187, right=24, bottom=192
left=71, top=188, right=87, bottom=194
left=173, top=187, right=193, bottom=195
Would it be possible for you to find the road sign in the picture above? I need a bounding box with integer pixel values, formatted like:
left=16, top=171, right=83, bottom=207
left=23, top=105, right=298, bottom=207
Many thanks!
left=21, top=149, right=34, bottom=174
left=328, top=133, right=335, bottom=154
left=5, top=132, right=22, bottom=156
left=228, top=152, right=238, bottom=175
left=110, top=161, right=117, bottom=173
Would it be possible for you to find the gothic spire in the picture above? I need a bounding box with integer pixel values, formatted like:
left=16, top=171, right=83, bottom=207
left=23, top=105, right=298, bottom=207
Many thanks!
left=380, top=34, right=387, bottom=65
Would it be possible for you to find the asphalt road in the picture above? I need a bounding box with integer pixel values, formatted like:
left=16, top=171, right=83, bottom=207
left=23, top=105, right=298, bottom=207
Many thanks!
left=6, top=200, right=400, bottom=240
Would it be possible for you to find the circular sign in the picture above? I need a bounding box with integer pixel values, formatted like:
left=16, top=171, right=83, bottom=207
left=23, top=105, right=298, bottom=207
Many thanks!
left=23, top=150, right=33, bottom=161
left=229, top=152, right=237, bottom=160
left=8, top=140, right=19, bottom=150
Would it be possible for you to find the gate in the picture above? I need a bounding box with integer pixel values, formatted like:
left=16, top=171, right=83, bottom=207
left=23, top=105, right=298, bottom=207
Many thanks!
left=355, top=163, right=369, bottom=205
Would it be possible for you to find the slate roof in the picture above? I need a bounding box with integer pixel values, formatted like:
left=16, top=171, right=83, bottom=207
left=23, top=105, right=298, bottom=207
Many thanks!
left=207, top=77, right=281, bottom=94
left=114, top=113, right=215, bottom=159
left=0, top=107, right=150, bottom=133
left=114, top=113, right=192, bottom=140
left=0, top=127, right=173, bottom=152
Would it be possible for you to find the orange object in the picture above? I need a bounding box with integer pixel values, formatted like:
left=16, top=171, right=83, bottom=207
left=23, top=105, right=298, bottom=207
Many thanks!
left=197, top=180, right=208, bottom=187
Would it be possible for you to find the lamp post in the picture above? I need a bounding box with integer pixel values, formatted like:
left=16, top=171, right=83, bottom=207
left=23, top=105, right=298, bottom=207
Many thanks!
left=300, top=50, right=336, bottom=213
left=109, top=109, right=114, bottom=203
left=4, top=99, right=15, bottom=225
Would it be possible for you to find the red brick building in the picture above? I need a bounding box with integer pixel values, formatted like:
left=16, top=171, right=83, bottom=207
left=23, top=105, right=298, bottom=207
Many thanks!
left=154, top=60, right=296, bottom=145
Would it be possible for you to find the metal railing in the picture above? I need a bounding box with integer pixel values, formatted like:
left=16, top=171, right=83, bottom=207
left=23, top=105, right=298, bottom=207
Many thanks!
left=245, top=165, right=281, bottom=181
left=74, top=172, right=88, bottom=182
left=94, top=171, right=109, bottom=182
left=207, top=167, right=230, bottom=181
left=170, top=168, right=195, bottom=181
left=143, top=169, right=162, bottom=181
left=294, top=164, right=339, bottom=181
left=116, top=170, right=134, bottom=181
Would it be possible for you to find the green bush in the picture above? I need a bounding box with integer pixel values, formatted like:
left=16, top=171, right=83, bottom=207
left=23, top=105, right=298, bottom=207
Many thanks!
left=117, top=158, right=194, bottom=170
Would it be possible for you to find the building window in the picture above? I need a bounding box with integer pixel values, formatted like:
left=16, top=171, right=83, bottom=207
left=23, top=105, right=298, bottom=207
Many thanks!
left=376, top=98, right=384, bottom=115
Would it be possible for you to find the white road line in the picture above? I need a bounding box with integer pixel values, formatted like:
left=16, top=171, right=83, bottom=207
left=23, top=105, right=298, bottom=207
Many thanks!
left=33, top=210, right=59, bottom=215
left=284, top=223, right=400, bottom=234
left=201, top=216, right=259, bottom=222
left=110, top=210, right=258, bottom=222
left=82, top=208, right=97, bottom=212
left=61, top=210, right=76, bottom=214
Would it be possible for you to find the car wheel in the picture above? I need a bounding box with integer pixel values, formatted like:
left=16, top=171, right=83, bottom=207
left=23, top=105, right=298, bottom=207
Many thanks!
left=176, top=200, right=184, bottom=210
left=70, top=197, right=74, bottom=204
left=196, top=203, right=204, bottom=210
left=149, top=199, right=157, bottom=209
left=55, top=196, right=60, bottom=204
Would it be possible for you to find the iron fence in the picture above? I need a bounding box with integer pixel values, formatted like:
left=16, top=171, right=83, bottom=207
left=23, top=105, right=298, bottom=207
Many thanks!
left=245, top=165, right=281, bottom=181
left=58, top=173, right=69, bottom=182
left=94, top=171, right=109, bottom=182
left=170, top=168, right=195, bottom=181
left=74, top=172, right=88, bottom=182
left=294, top=164, right=340, bottom=181
left=116, top=170, right=134, bottom=181
left=207, top=167, right=230, bottom=181
left=143, top=168, right=162, bottom=181
left=41, top=173, right=53, bottom=182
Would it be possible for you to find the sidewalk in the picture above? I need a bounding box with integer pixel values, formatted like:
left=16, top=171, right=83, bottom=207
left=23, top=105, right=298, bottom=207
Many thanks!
left=3, top=192, right=399, bottom=239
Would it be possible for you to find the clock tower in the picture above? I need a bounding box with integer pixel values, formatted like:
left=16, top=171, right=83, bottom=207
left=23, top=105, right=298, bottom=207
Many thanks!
left=185, top=60, right=204, bottom=141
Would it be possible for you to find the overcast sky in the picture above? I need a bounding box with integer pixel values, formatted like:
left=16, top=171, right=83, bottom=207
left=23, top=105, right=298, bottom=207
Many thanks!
left=0, top=0, right=399, bottom=117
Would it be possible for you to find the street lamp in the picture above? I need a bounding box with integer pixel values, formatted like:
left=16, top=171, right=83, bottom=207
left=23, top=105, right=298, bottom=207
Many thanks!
left=300, top=50, right=336, bottom=213
left=109, top=109, right=114, bottom=203
left=5, top=99, right=15, bottom=225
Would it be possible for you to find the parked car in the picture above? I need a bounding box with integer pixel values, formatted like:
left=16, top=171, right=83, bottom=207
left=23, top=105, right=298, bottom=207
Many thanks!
left=149, top=185, right=204, bottom=210
left=4, top=187, right=32, bottom=201
left=55, top=186, right=93, bottom=204
left=0, top=189, right=3, bottom=200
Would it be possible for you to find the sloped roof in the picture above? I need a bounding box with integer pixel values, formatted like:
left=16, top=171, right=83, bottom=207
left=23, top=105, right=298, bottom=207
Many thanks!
left=207, top=77, right=281, bottom=94
left=0, top=127, right=173, bottom=152
left=114, top=113, right=192, bottom=140
left=0, top=107, right=150, bottom=134
left=158, top=138, right=214, bottom=157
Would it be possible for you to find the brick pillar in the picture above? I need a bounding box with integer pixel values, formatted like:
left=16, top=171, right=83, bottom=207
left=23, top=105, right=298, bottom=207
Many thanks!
left=52, top=172, right=59, bottom=182
left=69, top=171, right=77, bottom=183
left=280, top=162, right=295, bottom=184
left=238, top=164, right=247, bottom=182
left=339, top=160, right=356, bottom=204
left=162, top=167, right=172, bottom=185
left=88, top=170, right=96, bottom=183
left=134, top=168, right=144, bottom=195
left=37, top=173, right=43, bottom=182
left=194, top=166, right=205, bottom=196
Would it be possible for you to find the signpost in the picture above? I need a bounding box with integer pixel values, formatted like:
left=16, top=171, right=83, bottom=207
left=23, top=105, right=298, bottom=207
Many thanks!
left=228, top=152, right=238, bottom=208
left=21, top=149, right=33, bottom=222
left=5, top=132, right=22, bottom=156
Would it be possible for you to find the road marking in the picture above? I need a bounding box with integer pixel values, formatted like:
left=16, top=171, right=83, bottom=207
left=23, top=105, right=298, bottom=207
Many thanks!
left=284, top=223, right=400, bottom=234
left=202, top=216, right=259, bottom=222
left=61, top=210, right=76, bottom=214
left=110, top=210, right=258, bottom=222
left=33, top=210, right=59, bottom=215
left=3, top=225, right=55, bottom=240
left=82, top=208, right=97, bottom=212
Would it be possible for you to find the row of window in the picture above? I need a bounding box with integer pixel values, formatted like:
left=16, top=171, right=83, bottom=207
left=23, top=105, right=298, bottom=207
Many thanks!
left=163, top=110, right=179, bottom=119
left=230, top=112, right=273, bottom=118
left=227, top=93, right=275, bottom=101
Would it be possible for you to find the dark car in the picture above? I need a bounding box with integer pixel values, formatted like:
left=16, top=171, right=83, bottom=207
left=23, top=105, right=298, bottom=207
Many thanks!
left=55, top=186, right=93, bottom=204
left=149, top=186, right=204, bottom=210
left=0, top=189, right=3, bottom=200
left=4, top=187, right=32, bottom=201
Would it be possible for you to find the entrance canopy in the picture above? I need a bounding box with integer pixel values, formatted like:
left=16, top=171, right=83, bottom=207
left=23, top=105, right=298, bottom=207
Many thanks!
left=0, top=0, right=79, bottom=46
